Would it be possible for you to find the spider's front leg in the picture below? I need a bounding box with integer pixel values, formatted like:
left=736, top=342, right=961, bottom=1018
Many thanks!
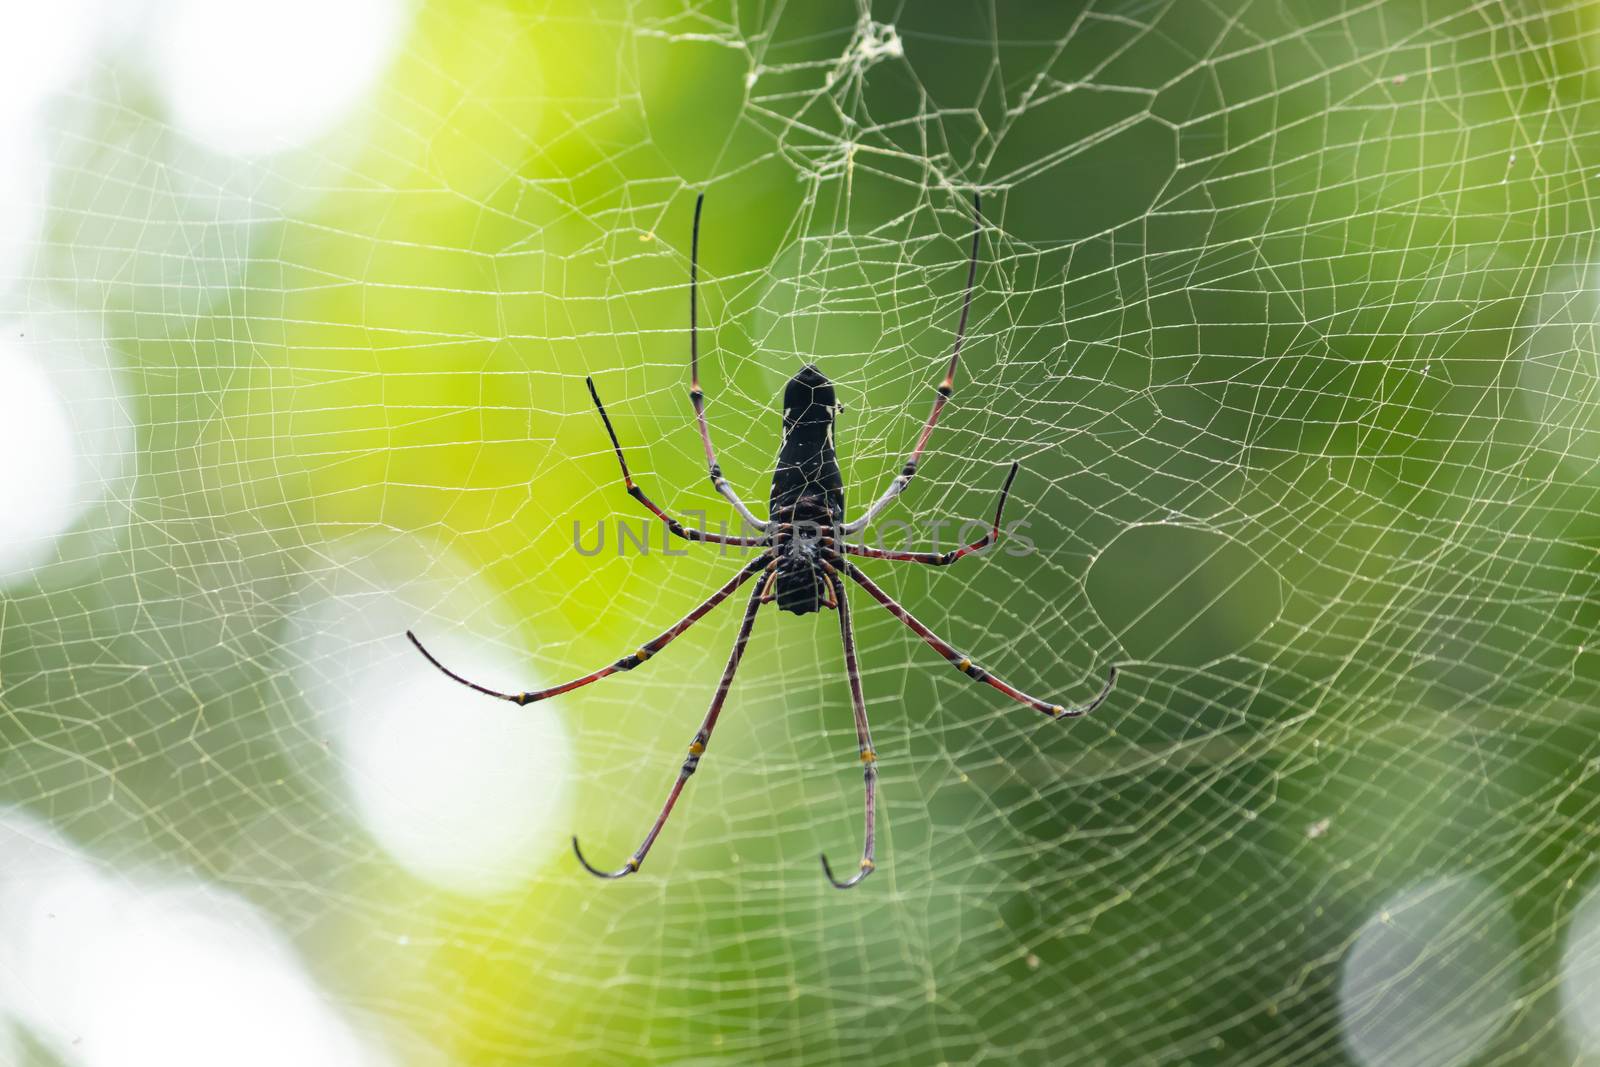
left=843, top=192, right=983, bottom=536
left=840, top=461, right=1019, bottom=566
left=587, top=377, right=766, bottom=548
left=685, top=193, right=770, bottom=533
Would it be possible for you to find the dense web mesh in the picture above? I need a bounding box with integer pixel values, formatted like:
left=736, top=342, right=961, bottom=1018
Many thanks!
left=2, top=0, right=1600, bottom=1064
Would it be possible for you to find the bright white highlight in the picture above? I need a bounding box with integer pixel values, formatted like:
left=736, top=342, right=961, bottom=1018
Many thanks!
left=0, top=813, right=382, bottom=1066
left=151, top=0, right=410, bottom=157
left=0, top=319, right=135, bottom=583
left=0, top=1020, right=17, bottom=1066
left=337, top=636, right=574, bottom=895
left=1559, top=876, right=1600, bottom=1051
left=288, top=539, right=573, bottom=896
left=0, top=125, right=48, bottom=291
left=85, top=888, right=379, bottom=1067
left=0, top=342, right=81, bottom=576
left=0, top=0, right=97, bottom=120
left=1338, top=876, right=1519, bottom=1067
left=0, top=0, right=104, bottom=293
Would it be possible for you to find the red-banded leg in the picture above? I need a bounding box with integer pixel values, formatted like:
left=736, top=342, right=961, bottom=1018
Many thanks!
left=407, top=555, right=776, bottom=705
left=818, top=567, right=877, bottom=889
left=841, top=461, right=1018, bottom=565
left=687, top=194, right=769, bottom=532
left=841, top=560, right=1116, bottom=720
left=586, top=377, right=767, bottom=547
left=843, top=194, right=983, bottom=535
left=572, top=574, right=768, bottom=878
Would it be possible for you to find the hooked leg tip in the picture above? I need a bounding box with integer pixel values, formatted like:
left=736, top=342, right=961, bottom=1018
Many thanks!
left=819, top=852, right=873, bottom=889
left=572, top=836, right=638, bottom=880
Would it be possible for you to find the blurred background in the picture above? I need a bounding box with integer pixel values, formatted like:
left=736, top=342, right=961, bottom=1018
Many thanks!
left=0, top=0, right=1597, bottom=1063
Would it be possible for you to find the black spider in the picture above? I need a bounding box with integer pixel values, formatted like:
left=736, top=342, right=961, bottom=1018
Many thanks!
left=407, top=193, right=1116, bottom=888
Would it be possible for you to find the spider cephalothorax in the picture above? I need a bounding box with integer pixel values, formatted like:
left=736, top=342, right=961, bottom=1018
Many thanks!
left=407, top=193, right=1116, bottom=888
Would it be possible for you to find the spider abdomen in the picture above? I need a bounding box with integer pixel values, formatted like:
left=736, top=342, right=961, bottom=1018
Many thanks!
left=769, top=365, right=845, bottom=617
left=769, top=365, right=844, bottom=519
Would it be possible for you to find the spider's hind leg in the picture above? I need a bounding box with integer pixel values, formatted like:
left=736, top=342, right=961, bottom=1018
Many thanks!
left=818, top=568, right=876, bottom=889
left=572, top=573, right=770, bottom=880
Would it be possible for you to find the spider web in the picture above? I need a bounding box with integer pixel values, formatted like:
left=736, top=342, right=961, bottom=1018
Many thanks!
left=2, top=1, right=1598, bottom=1064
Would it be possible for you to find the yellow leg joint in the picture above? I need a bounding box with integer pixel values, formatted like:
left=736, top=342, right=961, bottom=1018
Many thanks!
left=626, top=857, right=641, bottom=872
left=860, top=859, right=876, bottom=871
left=636, top=647, right=652, bottom=662
left=688, top=740, right=706, bottom=756
left=958, top=657, right=972, bottom=671
left=859, top=749, right=877, bottom=764
left=1051, top=705, right=1065, bottom=718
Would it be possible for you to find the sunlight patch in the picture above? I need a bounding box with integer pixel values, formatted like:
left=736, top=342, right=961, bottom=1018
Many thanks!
left=1558, top=874, right=1600, bottom=1052
left=336, top=635, right=573, bottom=896
left=0, top=316, right=135, bottom=584
left=286, top=536, right=572, bottom=896
left=0, top=0, right=97, bottom=117
left=0, top=340, right=76, bottom=576
left=1338, top=876, right=1518, bottom=1067
left=0, top=120, right=48, bottom=293
left=84, top=886, right=382, bottom=1067
left=150, top=0, right=410, bottom=157
left=0, top=813, right=382, bottom=1066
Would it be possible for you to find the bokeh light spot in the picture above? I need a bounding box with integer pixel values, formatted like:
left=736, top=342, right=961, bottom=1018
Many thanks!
left=0, top=317, right=135, bottom=584
left=1338, top=876, right=1519, bottom=1067
left=286, top=538, right=572, bottom=896
left=151, top=0, right=410, bottom=157
left=0, top=813, right=383, bottom=1066
left=1558, top=874, right=1600, bottom=1052
left=0, top=0, right=96, bottom=119
left=0, top=339, right=80, bottom=576
left=337, top=636, right=573, bottom=896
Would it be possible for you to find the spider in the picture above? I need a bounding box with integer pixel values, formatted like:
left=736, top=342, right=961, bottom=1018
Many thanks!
left=406, top=193, right=1117, bottom=889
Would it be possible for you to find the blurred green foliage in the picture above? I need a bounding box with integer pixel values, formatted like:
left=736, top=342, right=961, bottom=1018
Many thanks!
left=6, top=1, right=1600, bottom=1064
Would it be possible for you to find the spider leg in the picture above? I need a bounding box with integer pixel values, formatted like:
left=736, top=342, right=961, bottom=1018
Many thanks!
left=843, top=193, right=982, bottom=536
left=687, top=194, right=769, bottom=532
left=572, top=576, right=767, bottom=879
left=837, top=559, right=1116, bottom=720
left=407, top=554, right=776, bottom=705
left=818, top=569, right=877, bottom=889
left=587, top=377, right=767, bottom=547
left=841, top=461, right=1018, bottom=566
